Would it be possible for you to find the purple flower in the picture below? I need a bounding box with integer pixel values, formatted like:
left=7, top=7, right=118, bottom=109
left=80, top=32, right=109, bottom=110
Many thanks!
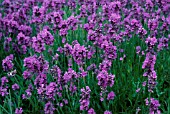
left=79, top=67, right=87, bottom=77
left=136, top=46, right=141, bottom=54
left=67, top=0, right=76, bottom=9
left=71, top=42, right=88, bottom=65
left=22, top=84, right=33, bottom=99
left=62, top=37, right=66, bottom=43
left=21, top=45, right=27, bottom=54
left=87, top=63, right=96, bottom=71
left=104, top=110, right=112, bottom=114
left=32, top=6, right=45, bottom=23
left=7, top=20, right=19, bottom=33
left=87, top=46, right=96, bottom=59
left=148, top=19, right=158, bottom=31
left=120, top=57, right=123, bottom=61
left=142, top=53, right=156, bottom=71
left=44, top=102, right=55, bottom=114
left=63, top=99, right=68, bottom=104
left=4, top=37, right=12, bottom=52
left=24, top=55, right=40, bottom=72
left=46, top=82, right=57, bottom=100
left=87, top=30, right=97, bottom=41
left=52, top=11, right=62, bottom=25
left=109, top=13, right=121, bottom=24
left=23, top=70, right=31, bottom=80
left=63, top=68, right=78, bottom=83
left=62, top=43, right=72, bottom=55
left=67, top=15, right=78, bottom=30
left=107, top=91, right=115, bottom=100
left=142, top=81, right=147, bottom=87
left=79, top=5, right=88, bottom=18
left=17, top=32, right=30, bottom=46
left=145, top=37, right=157, bottom=47
left=1, top=76, right=8, bottom=86
left=103, top=43, right=117, bottom=60
left=34, top=73, right=47, bottom=88
left=137, top=27, right=147, bottom=37
left=119, top=49, right=124, bottom=53
left=69, top=83, right=77, bottom=94
left=131, top=19, right=140, bottom=30
left=145, top=98, right=161, bottom=114
left=58, top=20, right=69, bottom=36
left=150, top=98, right=161, bottom=114
left=0, top=77, right=9, bottom=96
left=136, top=88, right=140, bottom=93
left=99, top=59, right=112, bottom=71
left=12, top=83, right=20, bottom=90
left=97, top=70, right=115, bottom=89
left=0, top=86, right=8, bottom=96
left=157, top=37, right=169, bottom=51
left=18, top=25, right=32, bottom=36
left=79, top=86, right=91, bottom=111
left=24, top=55, right=49, bottom=73
left=32, top=36, right=45, bottom=53
left=109, top=1, right=121, bottom=13
left=2, top=54, right=14, bottom=71
left=53, top=53, right=59, bottom=61
left=15, top=107, right=23, bottom=114
left=142, top=52, right=157, bottom=92
left=88, top=108, right=96, bottom=114
left=38, top=28, right=54, bottom=45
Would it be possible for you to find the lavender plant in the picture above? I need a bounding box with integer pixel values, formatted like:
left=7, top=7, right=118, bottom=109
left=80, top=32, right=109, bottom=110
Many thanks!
left=0, top=0, right=170, bottom=114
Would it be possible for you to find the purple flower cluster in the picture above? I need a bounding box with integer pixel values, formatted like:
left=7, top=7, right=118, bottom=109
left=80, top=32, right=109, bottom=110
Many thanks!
left=103, top=43, right=117, bottom=60
left=104, top=110, right=112, bottom=114
left=79, top=86, right=91, bottom=111
left=22, top=84, right=33, bottom=99
left=46, top=82, right=57, bottom=100
left=97, top=70, right=115, bottom=89
left=44, top=101, right=55, bottom=114
left=17, top=32, right=30, bottom=46
left=63, top=68, right=78, bottom=83
left=157, top=37, right=169, bottom=51
left=24, top=55, right=49, bottom=73
left=107, top=91, right=115, bottom=100
left=4, top=37, right=12, bottom=52
left=32, top=36, right=45, bottom=53
left=59, top=41, right=91, bottom=65
left=0, top=76, right=9, bottom=96
left=71, top=43, right=88, bottom=65
left=2, top=54, right=14, bottom=71
left=32, top=6, right=45, bottom=23
left=99, top=59, right=112, bottom=71
left=97, top=70, right=115, bottom=101
left=38, top=28, right=54, bottom=46
left=1, top=0, right=170, bottom=113
left=88, top=108, right=96, bottom=114
left=58, top=20, right=69, bottom=37
left=142, top=53, right=157, bottom=93
left=12, top=83, right=20, bottom=91
left=32, top=28, right=54, bottom=53
left=15, top=107, right=23, bottom=114
left=142, top=53, right=156, bottom=73
left=145, top=37, right=157, bottom=50
left=145, top=98, right=161, bottom=114
left=67, top=15, right=79, bottom=31
left=136, top=46, right=141, bottom=54
left=17, top=32, right=30, bottom=54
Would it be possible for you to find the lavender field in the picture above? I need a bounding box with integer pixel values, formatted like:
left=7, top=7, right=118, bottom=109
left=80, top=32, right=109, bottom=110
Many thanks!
left=0, top=0, right=170, bottom=114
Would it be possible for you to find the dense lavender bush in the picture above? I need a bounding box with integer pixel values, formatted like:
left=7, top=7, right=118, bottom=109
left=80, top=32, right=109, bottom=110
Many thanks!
left=0, top=0, right=170, bottom=113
